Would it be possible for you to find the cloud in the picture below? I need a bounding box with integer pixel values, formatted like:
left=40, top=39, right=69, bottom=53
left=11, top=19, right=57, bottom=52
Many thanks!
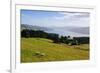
left=51, top=12, right=90, bottom=27
left=53, top=12, right=89, bottom=20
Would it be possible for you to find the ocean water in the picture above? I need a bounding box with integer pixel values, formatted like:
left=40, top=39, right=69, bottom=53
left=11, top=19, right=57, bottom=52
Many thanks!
left=45, top=28, right=89, bottom=37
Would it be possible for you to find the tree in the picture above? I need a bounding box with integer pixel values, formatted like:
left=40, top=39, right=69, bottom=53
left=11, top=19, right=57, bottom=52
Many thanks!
left=59, top=36, right=68, bottom=43
left=67, top=35, right=70, bottom=39
left=47, top=33, right=59, bottom=43
left=21, top=29, right=30, bottom=38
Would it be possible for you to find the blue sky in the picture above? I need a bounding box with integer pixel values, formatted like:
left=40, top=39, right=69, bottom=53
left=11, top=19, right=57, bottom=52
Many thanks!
left=21, top=9, right=90, bottom=27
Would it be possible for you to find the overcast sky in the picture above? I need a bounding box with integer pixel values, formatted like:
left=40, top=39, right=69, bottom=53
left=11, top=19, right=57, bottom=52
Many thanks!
left=21, top=9, right=90, bottom=27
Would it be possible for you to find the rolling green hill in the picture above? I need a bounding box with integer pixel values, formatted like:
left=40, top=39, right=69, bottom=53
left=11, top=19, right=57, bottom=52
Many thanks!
left=21, top=38, right=89, bottom=63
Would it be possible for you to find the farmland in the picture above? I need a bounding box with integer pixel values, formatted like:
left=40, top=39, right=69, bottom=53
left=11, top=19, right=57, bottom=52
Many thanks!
left=21, top=38, right=89, bottom=63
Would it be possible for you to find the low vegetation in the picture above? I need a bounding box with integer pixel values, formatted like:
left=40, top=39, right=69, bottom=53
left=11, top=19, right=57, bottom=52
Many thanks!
left=21, top=38, right=89, bottom=63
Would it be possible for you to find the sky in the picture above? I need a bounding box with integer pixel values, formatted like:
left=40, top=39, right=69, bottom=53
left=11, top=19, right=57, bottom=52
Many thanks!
left=21, top=9, right=90, bottom=27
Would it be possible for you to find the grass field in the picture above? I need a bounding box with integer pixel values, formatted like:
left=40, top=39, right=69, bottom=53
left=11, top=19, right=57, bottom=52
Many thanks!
left=21, top=38, right=89, bottom=63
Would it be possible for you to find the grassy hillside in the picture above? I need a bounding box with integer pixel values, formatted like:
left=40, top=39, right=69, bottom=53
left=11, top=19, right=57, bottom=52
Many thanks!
left=21, top=38, right=89, bottom=63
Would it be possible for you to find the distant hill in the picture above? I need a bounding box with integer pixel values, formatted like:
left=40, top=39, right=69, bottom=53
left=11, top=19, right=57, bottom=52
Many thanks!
left=21, top=24, right=89, bottom=36
left=70, top=27, right=89, bottom=34
left=57, top=27, right=89, bottom=34
left=21, top=24, right=52, bottom=31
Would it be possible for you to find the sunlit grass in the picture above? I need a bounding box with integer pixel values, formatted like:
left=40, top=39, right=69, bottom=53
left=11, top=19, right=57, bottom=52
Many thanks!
left=21, top=38, right=89, bottom=63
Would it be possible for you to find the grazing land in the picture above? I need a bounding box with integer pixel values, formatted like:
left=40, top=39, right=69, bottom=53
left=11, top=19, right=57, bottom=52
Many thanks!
left=21, top=38, right=89, bottom=63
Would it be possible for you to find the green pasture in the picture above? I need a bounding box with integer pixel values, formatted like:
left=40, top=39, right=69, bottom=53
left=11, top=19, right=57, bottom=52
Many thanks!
left=21, top=38, right=89, bottom=63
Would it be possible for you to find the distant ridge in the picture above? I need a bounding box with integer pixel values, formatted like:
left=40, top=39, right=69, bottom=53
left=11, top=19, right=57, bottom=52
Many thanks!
left=21, top=24, right=89, bottom=36
left=21, top=24, right=52, bottom=31
left=57, top=27, right=89, bottom=34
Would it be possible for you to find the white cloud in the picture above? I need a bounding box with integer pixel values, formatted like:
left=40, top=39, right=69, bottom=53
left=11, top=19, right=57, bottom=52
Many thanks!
left=51, top=12, right=89, bottom=27
left=53, top=12, right=89, bottom=20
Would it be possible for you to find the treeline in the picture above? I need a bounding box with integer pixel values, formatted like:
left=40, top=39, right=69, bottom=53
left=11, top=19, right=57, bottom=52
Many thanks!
left=21, top=29, right=59, bottom=43
left=73, top=37, right=89, bottom=44
left=21, top=29, right=89, bottom=45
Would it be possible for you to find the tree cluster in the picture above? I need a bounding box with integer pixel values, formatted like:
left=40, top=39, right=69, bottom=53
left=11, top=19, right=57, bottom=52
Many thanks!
left=21, top=29, right=89, bottom=45
left=21, top=29, right=59, bottom=43
left=73, top=37, right=89, bottom=44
